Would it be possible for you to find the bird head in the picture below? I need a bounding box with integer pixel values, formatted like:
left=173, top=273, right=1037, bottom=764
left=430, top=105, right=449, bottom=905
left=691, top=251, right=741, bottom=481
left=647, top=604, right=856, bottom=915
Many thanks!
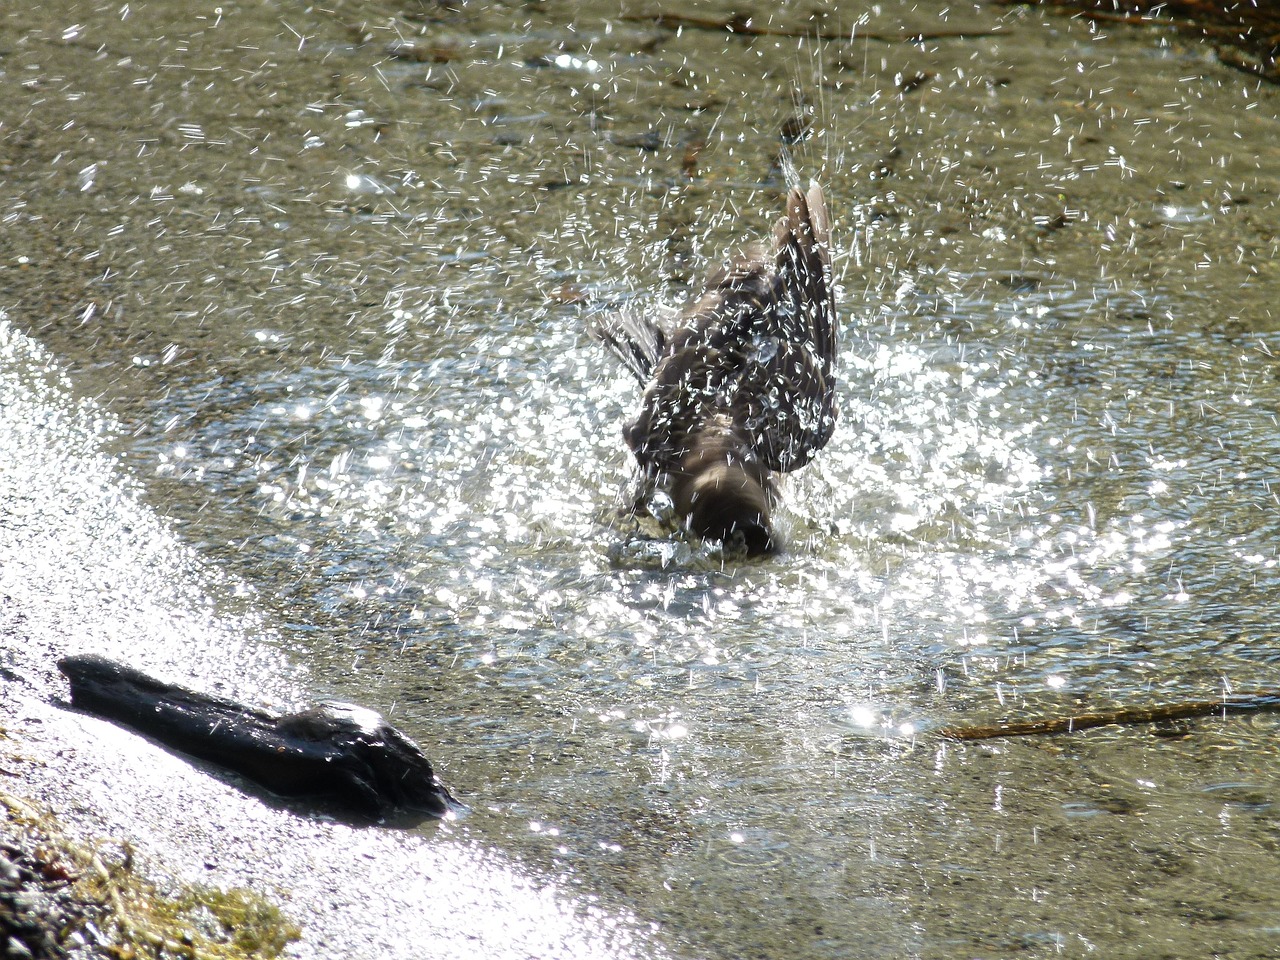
left=671, top=452, right=775, bottom=556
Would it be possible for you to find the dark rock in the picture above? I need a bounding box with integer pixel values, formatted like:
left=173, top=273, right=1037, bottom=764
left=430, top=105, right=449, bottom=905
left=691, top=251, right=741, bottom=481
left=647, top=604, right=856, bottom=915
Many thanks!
left=56, top=654, right=459, bottom=822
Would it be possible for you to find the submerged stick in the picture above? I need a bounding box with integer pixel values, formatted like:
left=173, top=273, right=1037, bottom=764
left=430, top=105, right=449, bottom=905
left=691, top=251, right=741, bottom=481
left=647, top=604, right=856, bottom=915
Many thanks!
left=57, top=654, right=459, bottom=821
left=622, top=12, right=1001, bottom=43
left=940, top=693, right=1280, bottom=741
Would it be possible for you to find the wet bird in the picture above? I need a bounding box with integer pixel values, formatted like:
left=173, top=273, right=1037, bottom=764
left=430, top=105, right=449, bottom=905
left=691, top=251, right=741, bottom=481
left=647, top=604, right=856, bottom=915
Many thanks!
left=592, top=175, right=838, bottom=555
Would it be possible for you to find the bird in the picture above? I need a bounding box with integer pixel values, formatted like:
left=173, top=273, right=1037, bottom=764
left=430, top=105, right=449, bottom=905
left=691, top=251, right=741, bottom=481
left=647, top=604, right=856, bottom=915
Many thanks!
left=592, top=174, right=838, bottom=555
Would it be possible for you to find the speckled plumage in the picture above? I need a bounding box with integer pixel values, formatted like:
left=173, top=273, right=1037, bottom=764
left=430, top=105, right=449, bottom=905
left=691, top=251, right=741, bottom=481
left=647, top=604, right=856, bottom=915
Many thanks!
left=594, top=180, right=838, bottom=554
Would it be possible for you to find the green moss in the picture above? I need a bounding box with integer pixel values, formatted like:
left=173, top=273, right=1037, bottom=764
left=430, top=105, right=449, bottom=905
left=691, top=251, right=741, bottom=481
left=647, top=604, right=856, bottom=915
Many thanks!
left=1, top=791, right=301, bottom=960
left=165, top=887, right=301, bottom=958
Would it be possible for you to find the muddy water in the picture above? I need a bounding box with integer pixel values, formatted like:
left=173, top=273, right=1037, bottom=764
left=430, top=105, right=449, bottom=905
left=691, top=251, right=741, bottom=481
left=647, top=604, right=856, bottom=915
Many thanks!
left=3, top=1, right=1280, bottom=958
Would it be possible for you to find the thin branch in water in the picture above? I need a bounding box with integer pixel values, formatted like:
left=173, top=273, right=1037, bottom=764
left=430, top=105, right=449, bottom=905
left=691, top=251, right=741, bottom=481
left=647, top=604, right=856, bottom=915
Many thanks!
left=621, top=12, right=1002, bottom=43
left=940, top=693, right=1280, bottom=741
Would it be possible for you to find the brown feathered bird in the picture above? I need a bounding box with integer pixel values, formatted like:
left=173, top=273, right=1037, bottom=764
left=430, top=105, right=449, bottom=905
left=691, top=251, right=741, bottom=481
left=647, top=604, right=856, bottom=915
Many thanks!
left=593, top=178, right=838, bottom=554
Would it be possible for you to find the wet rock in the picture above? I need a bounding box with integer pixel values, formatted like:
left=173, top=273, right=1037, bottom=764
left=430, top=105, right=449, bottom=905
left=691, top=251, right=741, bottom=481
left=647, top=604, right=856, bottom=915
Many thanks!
left=57, top=655, right=459, bottom=822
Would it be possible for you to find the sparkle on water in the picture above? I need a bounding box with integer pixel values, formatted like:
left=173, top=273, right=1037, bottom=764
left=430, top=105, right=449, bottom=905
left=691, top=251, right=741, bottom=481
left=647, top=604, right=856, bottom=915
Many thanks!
left=5, top=1, right=1280, bottom=957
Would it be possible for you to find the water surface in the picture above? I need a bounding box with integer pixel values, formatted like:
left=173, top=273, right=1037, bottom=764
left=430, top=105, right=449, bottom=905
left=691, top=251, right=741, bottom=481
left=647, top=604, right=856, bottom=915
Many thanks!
left=3, top=1, right=1279, bottom=958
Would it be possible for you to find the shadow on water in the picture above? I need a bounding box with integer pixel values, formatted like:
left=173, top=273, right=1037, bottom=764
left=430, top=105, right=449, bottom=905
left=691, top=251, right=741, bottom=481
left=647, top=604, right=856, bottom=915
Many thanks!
left=3, top=0, right=1280, bottom=958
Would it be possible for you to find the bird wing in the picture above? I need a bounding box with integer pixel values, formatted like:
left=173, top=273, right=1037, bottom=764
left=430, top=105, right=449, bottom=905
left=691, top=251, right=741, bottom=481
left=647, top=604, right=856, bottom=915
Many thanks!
left=598, top=181, right=838, bottom=478
left=588, top=301, right=675, bottom=384
left=734, top=181, right=839, bottom=473
left=621, top=248, right=780, bottom=474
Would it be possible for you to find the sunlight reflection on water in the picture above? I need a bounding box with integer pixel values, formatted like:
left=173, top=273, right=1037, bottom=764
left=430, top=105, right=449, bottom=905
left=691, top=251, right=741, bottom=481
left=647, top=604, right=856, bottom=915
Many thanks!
left=131, top=187, right=1280, bottom=954
left=67, top=5, right=1280, bottom=952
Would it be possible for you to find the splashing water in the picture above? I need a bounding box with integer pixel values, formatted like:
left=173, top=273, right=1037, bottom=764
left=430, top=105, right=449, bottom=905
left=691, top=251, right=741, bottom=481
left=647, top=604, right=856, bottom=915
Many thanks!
left=5, top=1, right=1280, bottom=957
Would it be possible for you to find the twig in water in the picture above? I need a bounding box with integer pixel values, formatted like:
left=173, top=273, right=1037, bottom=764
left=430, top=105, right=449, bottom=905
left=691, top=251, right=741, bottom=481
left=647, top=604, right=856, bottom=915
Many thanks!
left=940, top=693, right=1280, bottom=741
left=622, top=12, right=1002, bottom=43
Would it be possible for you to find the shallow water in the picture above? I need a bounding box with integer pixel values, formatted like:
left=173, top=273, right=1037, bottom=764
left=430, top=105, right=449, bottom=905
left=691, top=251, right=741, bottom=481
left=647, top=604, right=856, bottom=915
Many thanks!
left=3, top=1, right=1280, bottom=958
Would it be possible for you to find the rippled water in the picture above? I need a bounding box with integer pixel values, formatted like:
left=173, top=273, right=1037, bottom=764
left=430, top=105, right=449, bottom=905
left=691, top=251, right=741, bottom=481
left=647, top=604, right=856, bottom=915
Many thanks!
left=5, top=1, right=1280, bottom=957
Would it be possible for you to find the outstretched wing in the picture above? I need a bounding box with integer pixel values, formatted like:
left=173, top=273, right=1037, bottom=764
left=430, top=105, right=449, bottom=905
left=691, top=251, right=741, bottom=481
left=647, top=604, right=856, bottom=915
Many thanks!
left=588, top=301, right=675, bottom=384
left=735, top=181, right=839, bottom=473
